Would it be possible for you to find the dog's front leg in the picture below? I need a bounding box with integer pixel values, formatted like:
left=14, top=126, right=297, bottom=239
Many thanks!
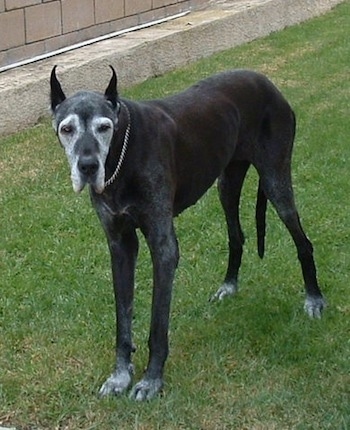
left=130, top=220, right=179, bottom=401
left=99, top=229, right=139, bottom=397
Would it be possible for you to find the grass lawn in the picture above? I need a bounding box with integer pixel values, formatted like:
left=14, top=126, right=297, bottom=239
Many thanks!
left=0, top=1, right=349, bottom=428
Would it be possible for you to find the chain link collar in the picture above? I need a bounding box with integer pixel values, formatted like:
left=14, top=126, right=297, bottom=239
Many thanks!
left=104, top=101, right=131, bottom=188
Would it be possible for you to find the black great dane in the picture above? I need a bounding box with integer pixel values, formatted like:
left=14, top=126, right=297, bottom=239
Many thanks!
left=50, top=66, right=325, bottom=401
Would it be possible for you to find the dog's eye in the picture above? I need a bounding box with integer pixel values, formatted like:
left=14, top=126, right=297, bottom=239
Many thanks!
left=98, top=123, right=111, bottom=133
left=61, top=125, right=74, bottom=134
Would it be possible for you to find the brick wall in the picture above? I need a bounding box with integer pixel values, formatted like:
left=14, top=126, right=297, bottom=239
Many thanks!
left=0, top=0, right=207, bottom=70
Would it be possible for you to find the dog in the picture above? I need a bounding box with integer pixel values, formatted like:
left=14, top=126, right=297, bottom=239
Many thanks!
left=50, top=65, right=325, bottom=401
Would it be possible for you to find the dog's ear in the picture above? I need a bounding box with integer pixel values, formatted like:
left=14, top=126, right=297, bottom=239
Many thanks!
left=50, top=66, right=66, bottom=112
left=104, top=65, right=119, bottom=109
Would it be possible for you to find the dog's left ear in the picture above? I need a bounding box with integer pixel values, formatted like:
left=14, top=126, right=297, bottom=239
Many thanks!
left=50, top=66, right=66, bottom=112
left=105, top=65, right=119, bottom=110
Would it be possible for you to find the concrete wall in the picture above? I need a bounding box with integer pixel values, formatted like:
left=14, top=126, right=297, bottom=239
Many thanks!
left=0, top=0, right=207, bottom=69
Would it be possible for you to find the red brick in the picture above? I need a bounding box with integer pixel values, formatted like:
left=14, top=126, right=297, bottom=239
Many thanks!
left=62, top=0, right=95, bottom=33
left=0, top=9, right=25, bottom=50
left=95, top=0, right=124, bottom=24
left=5, top=0, right=41, bottom=10
left=25, top=1, right=61, bottom=43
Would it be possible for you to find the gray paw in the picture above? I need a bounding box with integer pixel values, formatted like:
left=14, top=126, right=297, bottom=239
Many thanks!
left=129, top=377, right=163, bottom=401
left=99, top=365, right=134, bottom=397
left=210, top=282, right=238, bottom=302
left=304, top=295, right=326, bottom=319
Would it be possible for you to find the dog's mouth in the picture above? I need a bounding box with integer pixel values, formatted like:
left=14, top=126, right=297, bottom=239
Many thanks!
left=71, top=162, right=105, bottom=194
left=72, top=178, right=105, bottom=194
left=90, top=181, right=105, bottom=194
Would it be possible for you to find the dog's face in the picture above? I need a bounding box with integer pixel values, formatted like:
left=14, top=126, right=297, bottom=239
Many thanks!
left=50, top=66, right=120, bottom=194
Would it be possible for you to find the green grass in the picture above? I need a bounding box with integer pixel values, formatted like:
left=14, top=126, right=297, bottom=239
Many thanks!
left=1, top=2, right=350, bottom=428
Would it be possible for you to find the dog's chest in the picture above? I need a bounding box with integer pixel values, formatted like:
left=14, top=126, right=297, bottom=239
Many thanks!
left=92, top=188, right=139, bottom=229
left=100, top=200, right=131, bottom=218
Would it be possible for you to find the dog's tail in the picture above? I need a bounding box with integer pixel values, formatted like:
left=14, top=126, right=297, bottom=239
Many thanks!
left=256, top=180, right=267, bottom=259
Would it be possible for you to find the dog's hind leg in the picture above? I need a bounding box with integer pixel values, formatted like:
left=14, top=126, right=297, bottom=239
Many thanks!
left=211, top=160, right=250, bottom=301
left=258, top=164, right=325, bottom=318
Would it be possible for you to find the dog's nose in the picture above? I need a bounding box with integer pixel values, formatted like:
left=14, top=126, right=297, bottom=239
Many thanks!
left=78, top=156, right=99, bottom=176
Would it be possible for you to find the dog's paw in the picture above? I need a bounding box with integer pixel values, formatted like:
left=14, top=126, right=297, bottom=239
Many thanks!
left=129, top=377, right=163, bottom=401
left=304, top=295, right=326, bottom=319
left=99, top=365, right=134, bottom=397
left=210, top=282, right=238, bottom=302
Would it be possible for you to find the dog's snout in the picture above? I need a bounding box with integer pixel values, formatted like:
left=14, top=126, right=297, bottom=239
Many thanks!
left=78, top=156, right=99, bottom=176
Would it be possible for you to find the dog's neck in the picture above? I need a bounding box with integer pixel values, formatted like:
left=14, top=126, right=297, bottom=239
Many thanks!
left=104, top=101, right=131, bottom=189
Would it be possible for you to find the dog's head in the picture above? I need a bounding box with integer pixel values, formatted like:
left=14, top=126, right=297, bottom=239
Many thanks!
left=50, top=66, right=121, bottom=194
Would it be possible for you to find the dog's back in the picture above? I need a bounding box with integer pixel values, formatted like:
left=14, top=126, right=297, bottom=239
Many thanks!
left=137, top=70, right=295, bottom=214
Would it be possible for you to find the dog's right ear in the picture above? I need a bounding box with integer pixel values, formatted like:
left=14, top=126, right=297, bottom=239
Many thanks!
left=104, top=65, right=119, bottom=109
left=50, top=66, right=66, bottom=112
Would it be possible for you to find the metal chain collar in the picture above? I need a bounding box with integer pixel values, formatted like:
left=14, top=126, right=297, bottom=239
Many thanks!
left=104, top=101, right=131, bottom=188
